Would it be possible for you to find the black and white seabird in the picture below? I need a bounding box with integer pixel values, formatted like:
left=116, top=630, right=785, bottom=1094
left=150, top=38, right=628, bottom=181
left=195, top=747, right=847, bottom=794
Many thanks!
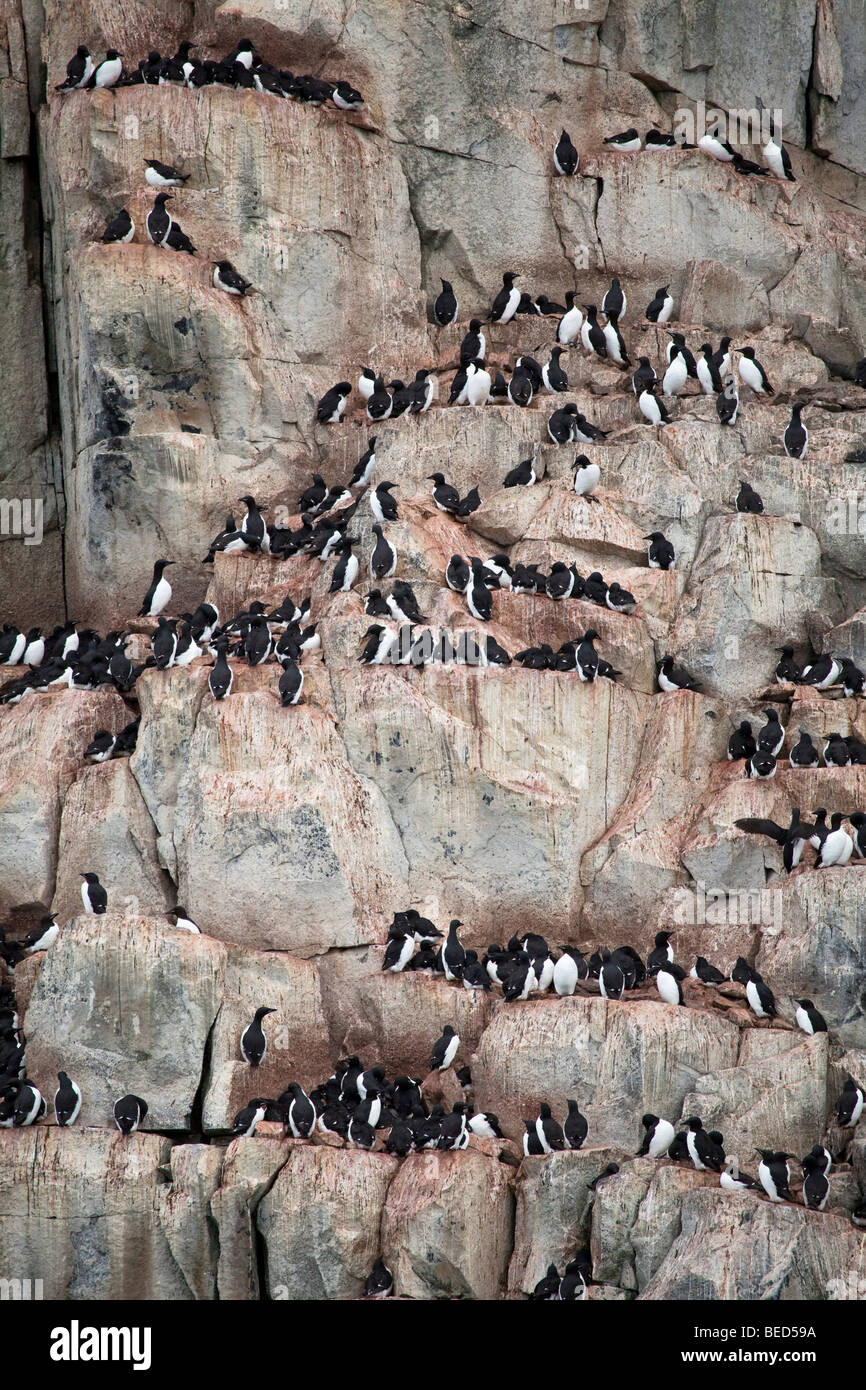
left=719, top=1161, right=761, bottom=1193
left=101, top=208, right=135, bottom=244
left=756, top=707, right=785, bottom=755
left=553, top=129, right=579, bottom=175
left=728, top=720, right=756, bottom=761
left=507, top=364, right=533, bottom=407
left=213, top=260, right=254, bottom=295
left=547, top=402, right=579, bottom=443
left=698, top=126, right=735, bottom=162
left=24, top=913, right=59, bottom=953
left=168, top=906, right=201, bottom=934
left=145, top=192, right=173, bottom=246
left=232, top=1099, right=266, bottom=1138
left=283, top=1082, right=316, bottom=1138
left=382, top=930, right=414, bottom=973
left=645, top=129, right=677, bottom=149
left=816, top=813, right=853, bottom=867
left=369, top=524, right=397, bottom=580
left=366, top=376, right=393, bottom=421
left=54, top=1071, right=82, bottom=1126
left=364, top=1259, right=394, bottom=1298
left=542, top=347, right=569, bottom=393
left=240, top=1006, right=277, bottom=1066
left=716, top=374, right=740, bottom=426
left=657, top=656, right=700, bottom=692
left=576, top=630, right=600, bottom=682
left=13, top=1085, right=45, bottom=1127
left=604, top=128, right=642, bottom=151
left=745, top=971, right=777, bottom=1020
left=442, top=919, right=466, bottom=980
left=656, top=960, right=686, bottom=1005
left=114, top=1094, right=148, bottom=1135
left=731, top=151, right=769, bottom=177
left=563, top=1099, right=588, bottom=1150
left=647, top=931, right=675, bottom=974
left=757, top=1150, right=793, bottom=1202
left=662, top=348, right=689, bottom=396
left=599, top=948, right=626, bottom=999
left=736, top=479, right=763, bottom=513
left=329, top=537, right=359, bottom=594
left=138, top=558, right=174, bottom=617
left=794, top=998, right=827, bottom=1036
left=535, top=1102, right=565, bottom=1153
left=801, top=1152, right=829, bottom=1210
left=645, top=531, right=675, bottom=569
left=734, top=809, right=811, bottom=873
left=80, top=872, right=107, bottom=915
left=557, top=292, right=583, bottom=345
left=638, top=1114, right=675, bottom=1158
left=784, top=404, right=808, bottom=458
left=208, top=640, right=233, bottom=700
left=430, top=1024, right=459, bottom=1072
left=490, top=271, right=521, bottom=324
left=459, top=318, right=486, bottom=365
left=91, top=50, right=124, bottom=88
left=632, top=357, right=658, bottom=395
left=56, top=45, right=95, bottom=91
left=835, top=1076, right=865, bottom=1127
left=504, top=456, right=536, bottom=488
left=433, top=278, right=458, bottom=325
left=789, top=728, right=819, bottom=767
left=145, top=159, right=189, bottom=188
left=316, top=381, right=352, bottom=424
left=737, top=346, right=774, bottom=395
left=350, top=438, right=377, bottom=488
left=761, top=116, right=796, bottom=181
left=685, top=1117, right=724, bottom=1172
left=639, top=385, right=669, bottom=426
left=645, top=286, right=673, bottom=323
left=580, top=304, right=607, bottom=359
left=359, top=624, right=396, bottom=665
left=691, top=957, right=726, bottom=986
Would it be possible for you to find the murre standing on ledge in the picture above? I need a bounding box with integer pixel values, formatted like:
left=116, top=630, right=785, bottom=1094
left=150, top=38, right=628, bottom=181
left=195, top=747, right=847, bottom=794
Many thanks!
left=81, top=872, right=108, bottom=915
left=54, top=1072, right=82, bottom=1126
left=430, top=1024, right=460, bottom=1071
left=490, top=271, right=521, bottom=324
left=784, top=403, right=808, bottom=458
left=113, top=1094, right=148, bottom=1135
left=433, top=278, right=458, bottom=325
left=638, top=1114, right=675, bottom=1158
left=138, top=559, right=174, bottom=617
left=145, top=192, right=173, bottom=246
left=240, top=1006, right=277, bottom=1066
left=645, top=286, right=673, bottom=323
left=553, top=130, right=579, bottom=176
left=757, top=1150, right=793, bottom=1202
left=56, top=45, right=95, bottom=91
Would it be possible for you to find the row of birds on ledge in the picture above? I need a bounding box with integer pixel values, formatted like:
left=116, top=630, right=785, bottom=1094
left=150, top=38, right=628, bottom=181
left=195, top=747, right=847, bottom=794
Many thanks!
left=3, top=944, right=864, bottom=1220
left=377, top=914, right=836, bottom=1030
left=55, top=39, right=363, bottom=108
left=314, top=282, right=834, bottom=453
left=551, top=106, right=797, bottom=181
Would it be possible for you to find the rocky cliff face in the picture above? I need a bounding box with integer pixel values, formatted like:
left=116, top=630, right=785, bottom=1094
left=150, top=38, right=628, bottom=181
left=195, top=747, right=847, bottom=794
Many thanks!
left=2, top=0, right=866, bottom=1301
